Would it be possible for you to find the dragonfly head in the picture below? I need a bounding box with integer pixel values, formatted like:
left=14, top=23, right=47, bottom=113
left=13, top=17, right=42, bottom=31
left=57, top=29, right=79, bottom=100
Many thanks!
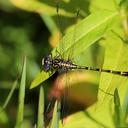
left=42, top=54, right=53, bottom=72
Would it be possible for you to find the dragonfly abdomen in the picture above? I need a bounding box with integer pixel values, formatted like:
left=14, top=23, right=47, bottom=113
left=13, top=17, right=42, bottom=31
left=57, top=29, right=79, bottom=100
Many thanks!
left=42, top=54, right=128, bottom=76
left=77, top=66, right=128, bottom=76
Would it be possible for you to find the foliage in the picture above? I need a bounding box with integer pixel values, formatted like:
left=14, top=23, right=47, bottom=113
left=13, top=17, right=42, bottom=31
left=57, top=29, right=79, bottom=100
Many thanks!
left=0, top=0, right=128, bottom=128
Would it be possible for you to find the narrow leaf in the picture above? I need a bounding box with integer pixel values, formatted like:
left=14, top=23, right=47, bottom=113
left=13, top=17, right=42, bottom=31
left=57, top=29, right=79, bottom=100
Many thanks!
left=15, top=56, right=26, bottom=128
left=37, top=85, right=45, bottom=128
left=1, top=80, right=17, bottom=110
left=10, top=0, right=73, bottom=17
left=50, top=100, right=60, bottom=128
left=113, top=88, right=121, bottom=127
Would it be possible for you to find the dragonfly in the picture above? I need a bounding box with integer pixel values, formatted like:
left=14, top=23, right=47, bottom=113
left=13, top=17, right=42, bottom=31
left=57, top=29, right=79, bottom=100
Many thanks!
left=42, top=3, right=128, bottom=77
left=42, top=2, right=128, bottom=124
left=42, top=47, right=128, bottom=122
left=42, top=53, right=128, bottom=76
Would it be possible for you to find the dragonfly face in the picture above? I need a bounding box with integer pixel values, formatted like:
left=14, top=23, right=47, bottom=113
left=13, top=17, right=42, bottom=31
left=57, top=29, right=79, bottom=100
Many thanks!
left=42, top=54, right=53, bottom=72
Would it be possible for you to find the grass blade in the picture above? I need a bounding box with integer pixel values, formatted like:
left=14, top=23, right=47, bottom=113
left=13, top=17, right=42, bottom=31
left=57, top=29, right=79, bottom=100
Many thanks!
left=37, top=85, right=45, bottom=128
left=49, top=100, right=60, bottom=128
left=122, top=88, right=128, bottom=120
left=15, top=56, right=26, bottom=128
left=1, top=80, right=17, bottom=111
left=113, top=88, right=121, bottom=127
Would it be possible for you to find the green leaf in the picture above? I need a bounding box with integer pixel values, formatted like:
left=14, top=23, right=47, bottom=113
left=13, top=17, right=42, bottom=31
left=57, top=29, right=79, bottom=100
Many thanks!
left=37, top=86, right=45, bottom=128
left=10, top=0, right=73, bottom=17
left=76, top=31, right=128, bottom=128
left=63, top=111, right=109, bottom=128
left=90, top=0, right=117, bottom=12
left=113, top=88, right=121, bottom=127
left=83, top=28, right=128, bottom=128
left=15, top=56, right=26, bottom=128
left=49, top=100, right=61, bottom=128
left=0, top=107, right=8, bottom=124
left=114, top=88, right=120, bottom=107
left=60, top=20, right=128, bottom=128
left=1, top=80, right=17, bottom=110
left=98, top=31, right=128, bottom=105
left=30, top=10, right=118, bottom=89
left=116, top=0, right=123, bottom=5
left=122, top=88, right=128, bottom=120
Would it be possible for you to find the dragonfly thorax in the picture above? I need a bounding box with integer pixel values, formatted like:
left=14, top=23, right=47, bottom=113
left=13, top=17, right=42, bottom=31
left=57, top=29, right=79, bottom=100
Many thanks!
left=42, top=54, right=78, bottom=72
left=52, top=58, right=76, bottom=72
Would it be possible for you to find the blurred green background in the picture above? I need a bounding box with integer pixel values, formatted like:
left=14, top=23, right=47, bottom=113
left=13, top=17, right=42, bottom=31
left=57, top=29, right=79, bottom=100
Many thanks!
left=0, top=1, right=51, bottom=83
left=0, top=0, right=91, bottom=127
left=0, top=0, right=52, bottom=127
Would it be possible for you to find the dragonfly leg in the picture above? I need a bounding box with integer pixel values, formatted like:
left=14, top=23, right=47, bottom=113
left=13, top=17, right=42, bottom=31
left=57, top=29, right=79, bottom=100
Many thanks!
left=48, top=68, right=55, bottom=76
left=55, top=49, right=62, bottom=59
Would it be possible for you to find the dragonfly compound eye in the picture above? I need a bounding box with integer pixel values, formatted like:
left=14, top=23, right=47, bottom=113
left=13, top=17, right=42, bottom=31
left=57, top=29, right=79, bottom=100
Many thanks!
left=44, top=63, right=51, bottom=72
left=42, top=56, right=52, bottom=72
